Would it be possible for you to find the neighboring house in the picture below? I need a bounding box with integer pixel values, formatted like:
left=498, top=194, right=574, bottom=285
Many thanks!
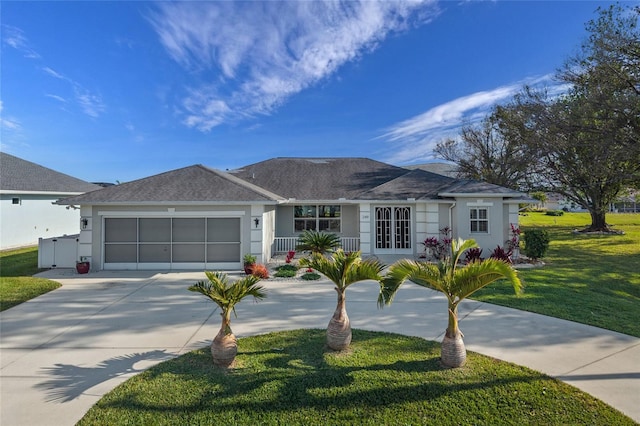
left=57, top=158, right=525, bottom=271
left=0, top=153, right=101, bottom=250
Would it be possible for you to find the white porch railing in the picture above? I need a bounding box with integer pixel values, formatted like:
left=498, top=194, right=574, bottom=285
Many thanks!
left=273, top=237, right=360, bottom=253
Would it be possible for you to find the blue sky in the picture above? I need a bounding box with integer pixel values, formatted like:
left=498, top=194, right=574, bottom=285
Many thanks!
left=1, top=0, right=627, bottom=183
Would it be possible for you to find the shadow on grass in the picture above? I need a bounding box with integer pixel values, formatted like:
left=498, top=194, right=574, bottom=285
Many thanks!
left=91, top=329, right=539, bottom=417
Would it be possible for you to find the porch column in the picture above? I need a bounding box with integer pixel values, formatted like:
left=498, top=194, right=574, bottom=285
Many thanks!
left=250, top=205, right=265, bottom=263
left=359, top=203, right=371, bottom=255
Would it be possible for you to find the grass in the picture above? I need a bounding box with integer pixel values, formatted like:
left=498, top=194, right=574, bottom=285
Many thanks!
left=0, top=247, right=60, bottom=311
left=473, top=212, right=640, bottom=337
left=77, top=329, right=634, bottom=426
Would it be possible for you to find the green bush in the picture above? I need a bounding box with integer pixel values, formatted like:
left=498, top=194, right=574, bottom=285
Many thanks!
left=275, top=264, right=298, bottom=272
left=274, top=269, right=297, bottom=278
left=523, top=229, right=551, bottom=260
left=301, top=272, right=321, bottom=280
left=545, top=210, right=564, bottom=216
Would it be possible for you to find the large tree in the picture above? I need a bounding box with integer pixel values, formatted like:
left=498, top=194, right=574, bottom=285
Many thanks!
left=438, top=4, right=640, bottom=231
left=434, top=112, right=534, bottom=190
left=507, top=5, right=640, bottom=231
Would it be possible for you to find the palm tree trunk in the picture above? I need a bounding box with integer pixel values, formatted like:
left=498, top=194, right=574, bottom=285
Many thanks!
left=211, top=311, right=237, bottom=368
left=327, top=287, right=352, bottom=351
left=441, top=305, right=466, bottom=368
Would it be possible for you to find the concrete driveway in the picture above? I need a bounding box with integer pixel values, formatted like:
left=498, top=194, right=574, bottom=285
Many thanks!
left=1, top=269, right=639, bottom=425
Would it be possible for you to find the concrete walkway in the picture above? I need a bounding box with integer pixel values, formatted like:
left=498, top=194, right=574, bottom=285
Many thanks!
left=1, top=269, right=639, bottom=425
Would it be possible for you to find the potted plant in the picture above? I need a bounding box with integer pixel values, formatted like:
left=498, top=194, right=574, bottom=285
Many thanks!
left=243, top=253, right=256, bottom=274
left=76, top=260, right=90, bottom=274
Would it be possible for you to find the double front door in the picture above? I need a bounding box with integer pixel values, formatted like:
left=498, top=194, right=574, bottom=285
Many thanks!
left=374, top=206, right=412, bottom=254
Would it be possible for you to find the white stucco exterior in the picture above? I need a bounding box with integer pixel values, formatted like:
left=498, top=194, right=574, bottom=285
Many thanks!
left=0, top=191, right=83, bottom=250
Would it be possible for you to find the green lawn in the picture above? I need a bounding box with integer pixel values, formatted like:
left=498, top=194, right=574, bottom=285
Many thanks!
left=474, top=212, right=640, bottom=337
left=77, top=329, right=634, bottom=426
left=0, top=247, right=60, bottom=311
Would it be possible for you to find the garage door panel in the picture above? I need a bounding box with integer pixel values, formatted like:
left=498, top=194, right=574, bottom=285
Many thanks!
left=139, top=218, right=171, bottom=242
left=139, top=244, right=171, bottom=262
left=105, top=244, right=137, bottom=263
left=172, top=244, right=205, bottom=262
left=173, top=218, right=205, bottom=242
left=208, top=218, right=240, bottom=242
left=207, top=243, right=240, bottom=262
left=105, top=218, right=137, bottom=242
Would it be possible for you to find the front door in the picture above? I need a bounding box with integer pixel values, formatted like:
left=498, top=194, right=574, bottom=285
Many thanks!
left=374, top=206, right=412, bottom=254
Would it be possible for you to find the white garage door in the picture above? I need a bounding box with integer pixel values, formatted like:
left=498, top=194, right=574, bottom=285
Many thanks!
left=103, top=217, right=241, bottom=270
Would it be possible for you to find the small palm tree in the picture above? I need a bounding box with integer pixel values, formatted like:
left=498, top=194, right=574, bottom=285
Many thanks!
left=188, top=271, right=266, bottom=367
left=300, top=249, right=384, bottom=350
left=379, top=238, right=522, bottom=368
left=296, top=230, right=341, bottom=255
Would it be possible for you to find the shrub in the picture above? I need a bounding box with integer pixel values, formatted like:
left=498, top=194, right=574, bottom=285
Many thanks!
left=243, top=253, right=257, bottom=265
left=251, top=264, right=269, bottom=279
left=276, top=264, right=298, bottom=272
left=545, top=210, right=564, bottom=216
left=301, top=272, right=321, bottom=281
left=522, top=229, right=550, bottom=260
left=489, top=246, right=512, bottom=264
left=274, top=264, right=298, bottom=278
left=274, top=269, right=297, bottom=278
left=464, top=247, right=483, bottom=264
left=296, top=230, right=341, bottom=255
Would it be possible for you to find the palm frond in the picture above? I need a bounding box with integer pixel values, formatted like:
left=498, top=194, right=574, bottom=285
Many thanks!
left=300, top=250, right=384, bottom=290
left=452, top=258, right=522, bottom=302
left=188, top=271, right=266, bottom=312
left=379, top=259, right=443, bottom=307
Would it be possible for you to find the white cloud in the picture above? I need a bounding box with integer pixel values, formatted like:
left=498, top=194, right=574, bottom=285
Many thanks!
left=42, top=67, right=65, bottom=79
left=45, top=94, right=67, bottom=103
left=74, top=87, right=105, bottom=118
left=147, top=0, right=439, bottom=131
left=380, top=74, right=566, bottom=164
left=2, top=25, right=40, bottom=59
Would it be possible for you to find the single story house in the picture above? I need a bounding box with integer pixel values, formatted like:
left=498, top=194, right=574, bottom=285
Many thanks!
left=57, top=157, right=525, bottom=271
left=0, top=153, right=101, bottom=250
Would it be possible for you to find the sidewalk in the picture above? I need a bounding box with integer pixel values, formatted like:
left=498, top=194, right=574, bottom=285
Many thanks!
left=1, top=269, right=638, bottom=425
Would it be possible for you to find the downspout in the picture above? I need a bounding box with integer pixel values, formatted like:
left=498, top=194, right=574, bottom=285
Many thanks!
left=449, top=202, right=456, bottom=237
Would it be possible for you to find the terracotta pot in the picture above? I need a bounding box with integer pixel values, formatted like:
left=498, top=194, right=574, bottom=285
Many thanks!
left=244, top=264, right=255, bottom=275
left=76, top=262, right=90, bottom=274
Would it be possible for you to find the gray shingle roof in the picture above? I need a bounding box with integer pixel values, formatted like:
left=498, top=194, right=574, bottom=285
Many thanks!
left=229, top=157, right=409, bottom=200
left=57, top=165, right=283, bottom=205
left=54, top=157, right=525, bottom=205
left=438, top=179, right=523, bottom=196
left=0, top=152, right=101, bottom=193
left=359, top=169, right=457, bottom=200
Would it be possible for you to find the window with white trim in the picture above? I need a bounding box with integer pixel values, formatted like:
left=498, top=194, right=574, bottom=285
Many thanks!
left=294, top=205, right=341, bottom=233
left=470, top=208, right=489, bottom=233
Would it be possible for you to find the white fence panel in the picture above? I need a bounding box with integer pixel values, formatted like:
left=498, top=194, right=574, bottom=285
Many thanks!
left=38, top=235, right=79, bottom=268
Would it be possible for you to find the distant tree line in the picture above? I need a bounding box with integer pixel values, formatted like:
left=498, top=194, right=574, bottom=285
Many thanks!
left=435, top=4, right=640, bottom=232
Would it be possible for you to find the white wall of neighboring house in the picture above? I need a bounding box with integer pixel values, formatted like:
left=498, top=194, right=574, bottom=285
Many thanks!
left=0, top=192, right=81, bottom=250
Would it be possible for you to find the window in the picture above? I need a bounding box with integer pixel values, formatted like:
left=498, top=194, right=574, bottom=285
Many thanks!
left=12, top=197, right=20, bottom=205
left=470, top=208, right=489, bottom=233
left=294, top=205, right=341, bottom=233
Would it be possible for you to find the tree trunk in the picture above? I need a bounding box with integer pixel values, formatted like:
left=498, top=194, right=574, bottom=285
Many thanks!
left=211, top=312, right=237, bottom=368
left=441, top=305, right=466, bottom=368
left=327, top=287, right=351, bottom=351
left=585, top=208, right=610, bottom=232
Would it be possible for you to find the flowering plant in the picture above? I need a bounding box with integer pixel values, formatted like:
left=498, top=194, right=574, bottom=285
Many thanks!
left=507, top=223, right=521, bottom=252
left=285, top=250, right=296, bottom=263
left=420, top=227, right=453, bottom=261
